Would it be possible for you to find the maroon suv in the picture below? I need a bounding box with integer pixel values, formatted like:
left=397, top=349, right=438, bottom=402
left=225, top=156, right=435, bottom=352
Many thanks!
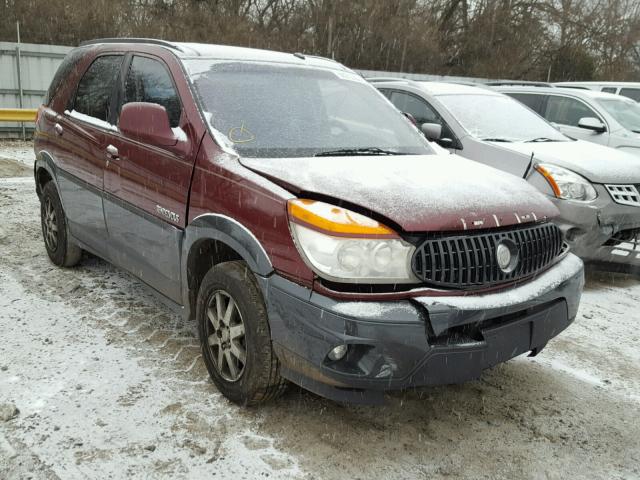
left=34, top=39, right=584, bottom=405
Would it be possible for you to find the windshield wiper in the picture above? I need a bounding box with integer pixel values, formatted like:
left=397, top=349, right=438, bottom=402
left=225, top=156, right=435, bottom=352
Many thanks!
left=480, top=137, right=512, bottom=142
left=314, top=147, right=406, bottom=157
left=526, top=137, right=559, bottom=143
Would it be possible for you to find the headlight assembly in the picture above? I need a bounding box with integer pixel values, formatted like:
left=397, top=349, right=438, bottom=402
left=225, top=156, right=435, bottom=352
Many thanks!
left=535, top=163, right=597, bottom=202
left=287, top=199, right=417, bottom=283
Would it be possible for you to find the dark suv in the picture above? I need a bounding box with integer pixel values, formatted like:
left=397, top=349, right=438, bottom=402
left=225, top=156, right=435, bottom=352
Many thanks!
left=34, top=39, right=584, bottom=405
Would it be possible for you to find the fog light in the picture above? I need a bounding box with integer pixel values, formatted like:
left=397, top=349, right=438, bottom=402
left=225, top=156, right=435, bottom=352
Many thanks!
left=327, top=344, right=348, bottom=361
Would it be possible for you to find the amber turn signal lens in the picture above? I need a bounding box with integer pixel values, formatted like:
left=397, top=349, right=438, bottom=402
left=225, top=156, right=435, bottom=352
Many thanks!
left=534, top=164, right=562, bottom=197
left=287, top=199, right=395, bottom=236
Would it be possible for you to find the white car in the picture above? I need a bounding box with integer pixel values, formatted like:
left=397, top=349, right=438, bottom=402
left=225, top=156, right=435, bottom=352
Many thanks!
left=496, top=86, right=640, bottom=157
left=554, top=81, right=640, bottom=102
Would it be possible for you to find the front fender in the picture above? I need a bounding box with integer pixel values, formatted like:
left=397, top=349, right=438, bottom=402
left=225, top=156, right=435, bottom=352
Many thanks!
left=181, top=213, right=274, bottom=319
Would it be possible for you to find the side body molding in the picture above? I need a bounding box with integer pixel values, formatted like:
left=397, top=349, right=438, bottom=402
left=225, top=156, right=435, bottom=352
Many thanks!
left=181, top=213, right=274, bottom=319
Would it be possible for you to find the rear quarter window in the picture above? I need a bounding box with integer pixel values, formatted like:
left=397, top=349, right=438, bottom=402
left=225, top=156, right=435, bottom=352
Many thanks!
left=45, top=48, right=88, bottom=107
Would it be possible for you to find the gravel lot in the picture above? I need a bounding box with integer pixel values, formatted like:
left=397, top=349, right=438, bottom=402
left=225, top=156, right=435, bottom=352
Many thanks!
left=1, top=141, right=639, bottom=480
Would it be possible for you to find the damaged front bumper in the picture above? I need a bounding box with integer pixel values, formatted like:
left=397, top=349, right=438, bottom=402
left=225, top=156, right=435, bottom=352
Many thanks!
left=259, top=254, right=584, bottom=404
left=554, top=186, right=640, bottom=265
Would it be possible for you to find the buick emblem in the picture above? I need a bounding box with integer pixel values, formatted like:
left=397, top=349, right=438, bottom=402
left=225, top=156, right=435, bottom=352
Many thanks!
left=496, top=240, right=519, bottom=273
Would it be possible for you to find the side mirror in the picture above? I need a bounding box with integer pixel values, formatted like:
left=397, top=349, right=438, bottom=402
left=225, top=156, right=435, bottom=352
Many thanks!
left=438, top=137, right=454, bottom=148
left=119, top=102, right=177, bottom=146
left=577, top=117, right=606, bottom=133
left=420, top=122, right=442, bottom=141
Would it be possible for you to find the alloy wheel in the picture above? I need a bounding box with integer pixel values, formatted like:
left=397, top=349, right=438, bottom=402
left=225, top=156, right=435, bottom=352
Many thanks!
left=43, top=197, right=58, bottom=252
left=205, top=290, right=247, bottom=382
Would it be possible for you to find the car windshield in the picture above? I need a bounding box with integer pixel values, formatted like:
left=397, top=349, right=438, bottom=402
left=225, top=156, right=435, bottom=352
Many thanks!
left=596, top=97, right=640, bottom=133
left=184, top=60, right=433, bottom=158
left=437, top=94, right=569, bottom=142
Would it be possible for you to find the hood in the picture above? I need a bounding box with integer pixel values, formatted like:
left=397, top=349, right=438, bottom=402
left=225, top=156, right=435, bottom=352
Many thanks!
left=240, top=154, right=558, bottom=233
left=496, top=140, right=640, bottom=183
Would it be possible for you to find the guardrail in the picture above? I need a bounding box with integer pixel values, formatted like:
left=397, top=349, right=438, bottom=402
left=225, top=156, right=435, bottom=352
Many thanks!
left=0, top=108, right=37, bottom=122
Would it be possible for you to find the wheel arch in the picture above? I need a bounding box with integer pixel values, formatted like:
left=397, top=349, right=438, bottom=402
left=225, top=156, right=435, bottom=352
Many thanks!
left=182, top=214, right=273, bottom=320
left=34, top=150, right=59, bottom=198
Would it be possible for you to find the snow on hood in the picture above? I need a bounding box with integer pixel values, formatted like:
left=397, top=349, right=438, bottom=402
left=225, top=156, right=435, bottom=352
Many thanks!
left=496, top=140, right=640, bottom=183
left=240, top=154, right=559, bottom=232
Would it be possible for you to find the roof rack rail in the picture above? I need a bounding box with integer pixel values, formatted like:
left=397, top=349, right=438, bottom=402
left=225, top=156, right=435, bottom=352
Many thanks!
left=486, top=80, right=554, bottom=87
left=447, top=80, right=485, bottom=86
left=79, top=38, right=184, bottom=52
left=366, top=77, right=414, bottom=83
left=305, top=54, right=343, bottom=65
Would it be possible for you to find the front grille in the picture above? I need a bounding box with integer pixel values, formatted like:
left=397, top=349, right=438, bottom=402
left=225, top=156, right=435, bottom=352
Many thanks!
left=605, top=184, right=640, bottom=207
left=412, top=223, right=564, bottom=288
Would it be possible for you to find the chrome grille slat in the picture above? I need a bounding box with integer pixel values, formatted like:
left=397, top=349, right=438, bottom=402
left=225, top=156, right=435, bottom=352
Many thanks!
left=412, top=223, right=564, bottom=288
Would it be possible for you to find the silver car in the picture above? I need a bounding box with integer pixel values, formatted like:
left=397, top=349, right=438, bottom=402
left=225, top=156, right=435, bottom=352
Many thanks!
left=372, top=79, right=640, bottom=266
left=495, top=86, right=640, bottom=157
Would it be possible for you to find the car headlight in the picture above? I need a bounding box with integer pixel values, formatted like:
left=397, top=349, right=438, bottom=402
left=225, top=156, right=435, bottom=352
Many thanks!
left=535, top=163, right=597, bottom=202
left=287, top=199, right=417, bottom=283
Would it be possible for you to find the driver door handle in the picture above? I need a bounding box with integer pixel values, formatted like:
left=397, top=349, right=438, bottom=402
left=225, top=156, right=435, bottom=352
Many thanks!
left=106, top=144, right=119, bottom=160
left=54, top=123, right=63, bottom=136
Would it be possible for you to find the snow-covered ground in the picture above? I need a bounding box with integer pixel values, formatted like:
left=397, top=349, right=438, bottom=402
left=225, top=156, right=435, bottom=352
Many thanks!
left=0, top=140, right=37, bottom=166
left=1, top=141, right=639, bottom=479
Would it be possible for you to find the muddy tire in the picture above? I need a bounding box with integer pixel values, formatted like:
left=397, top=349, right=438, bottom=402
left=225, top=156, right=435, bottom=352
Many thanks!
left=40, top=182, right=82, bottom=267
left=197, top=260, right=287, bottom=406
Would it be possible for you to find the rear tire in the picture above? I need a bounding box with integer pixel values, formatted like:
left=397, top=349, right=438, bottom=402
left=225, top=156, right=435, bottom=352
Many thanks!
left=40, top=182, right=82, bottom=267
left=197, top=260, right=287, bottom=405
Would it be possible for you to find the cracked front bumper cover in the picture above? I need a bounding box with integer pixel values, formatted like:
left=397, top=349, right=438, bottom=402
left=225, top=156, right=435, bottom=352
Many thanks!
left=259, top=254, right=584, bottom=404
left=553, top=186, right=640, bottom=265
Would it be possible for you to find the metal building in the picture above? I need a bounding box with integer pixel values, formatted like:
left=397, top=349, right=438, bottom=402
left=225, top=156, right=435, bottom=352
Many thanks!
left=1, top=41, right=73, bottom=138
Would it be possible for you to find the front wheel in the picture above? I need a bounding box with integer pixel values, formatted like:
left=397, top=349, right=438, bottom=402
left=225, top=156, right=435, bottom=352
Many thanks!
left=40, top=182, right=82, bottom=267
left=196, top=261, right=287, bottom=405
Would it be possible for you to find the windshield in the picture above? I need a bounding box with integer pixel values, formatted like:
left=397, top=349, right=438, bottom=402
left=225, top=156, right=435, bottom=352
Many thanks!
left=437, top=94, right=568, bottom=142
left=596, top=98, right=640, bottom=133
left=184, top=60, right=433, bottom=158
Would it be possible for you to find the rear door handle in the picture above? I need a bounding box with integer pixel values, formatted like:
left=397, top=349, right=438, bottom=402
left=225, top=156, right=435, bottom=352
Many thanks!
left=54, top=123, right=63, bottom=136
left=106, top=144, right=119, bottom=160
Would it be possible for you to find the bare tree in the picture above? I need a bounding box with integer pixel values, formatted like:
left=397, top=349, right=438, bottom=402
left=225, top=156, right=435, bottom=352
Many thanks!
left=0, top=0, right=638, bottom=80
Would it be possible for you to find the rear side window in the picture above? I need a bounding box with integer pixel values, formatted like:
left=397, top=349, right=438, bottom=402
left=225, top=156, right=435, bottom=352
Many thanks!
left=388, top=91, right=440, bottom=124
left=46, top=48, right=87, bottom=106
left=508, top=93, right=546, bottom=115
left=619, top=88, right=640, bottom=102
left=73, top=55, right=123, bottom=122
left=124, top=56, right=181, bottom=127
left=601, top=87, right=617, bottom=94
left=545, top=95, right=599, bottom=126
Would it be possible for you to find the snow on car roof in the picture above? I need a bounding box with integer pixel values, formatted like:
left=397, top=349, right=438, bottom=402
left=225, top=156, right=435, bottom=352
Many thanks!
left=415, top=82, right=500, bottom=96
left=81, top=38, right=346, bottom=71
left=495, top=85, right=626, bottom=101
left=173, top=42, right=344, bottom=69
left=555, top=81, right=640, bottom=87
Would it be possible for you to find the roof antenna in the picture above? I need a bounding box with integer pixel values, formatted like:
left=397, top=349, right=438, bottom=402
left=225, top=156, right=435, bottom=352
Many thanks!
left=293, top=52, right=306, bottom=60
left=523, top=152, right=535, bottom=179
